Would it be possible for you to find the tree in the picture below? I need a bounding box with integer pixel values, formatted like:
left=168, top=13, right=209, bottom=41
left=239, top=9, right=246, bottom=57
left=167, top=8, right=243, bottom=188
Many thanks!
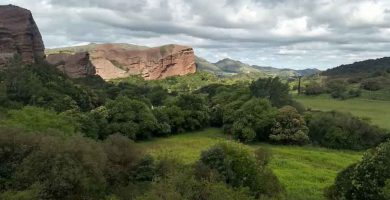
left=307, top=111, right=388, bottom=150
left=225, top=98, right=277, bottom=142
left=169, top=94, right=210, bottom=131
left=269, top=106, right=310, bottom=145
left=105, top=96, right=158, bottom=140
left=250, top=77, right=291, bottom=107
left=326, top=80, right=348, bottom=99
left=328, top=141, right=390, bottom=200
left=304, top=82, right=325, bottom=95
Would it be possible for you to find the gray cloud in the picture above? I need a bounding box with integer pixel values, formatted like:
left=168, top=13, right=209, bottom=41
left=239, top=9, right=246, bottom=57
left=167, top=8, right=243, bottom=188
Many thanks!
left=3, top=0, right=390, bottom=69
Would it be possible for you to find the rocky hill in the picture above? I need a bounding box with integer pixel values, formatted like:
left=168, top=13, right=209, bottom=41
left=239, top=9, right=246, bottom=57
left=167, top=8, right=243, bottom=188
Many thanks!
left=47, top=43, right=196, bottom=80
left=0, top=5, right=45, bottom=66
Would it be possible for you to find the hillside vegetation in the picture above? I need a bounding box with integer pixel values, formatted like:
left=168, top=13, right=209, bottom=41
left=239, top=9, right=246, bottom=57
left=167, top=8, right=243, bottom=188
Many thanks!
left=0, top=57, right=388, bottom=200
left=139, top=128, right=362, bottom=200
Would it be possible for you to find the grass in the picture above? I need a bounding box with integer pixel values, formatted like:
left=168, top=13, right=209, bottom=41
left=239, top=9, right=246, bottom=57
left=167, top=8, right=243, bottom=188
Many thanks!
left=295, top=95, right=390, bottom=130
left=138, top=128, right=362, bottom=200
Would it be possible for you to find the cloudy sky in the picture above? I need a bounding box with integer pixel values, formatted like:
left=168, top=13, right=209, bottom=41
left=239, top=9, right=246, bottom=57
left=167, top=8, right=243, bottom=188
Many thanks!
left=4, top=0, right=390, bottom=69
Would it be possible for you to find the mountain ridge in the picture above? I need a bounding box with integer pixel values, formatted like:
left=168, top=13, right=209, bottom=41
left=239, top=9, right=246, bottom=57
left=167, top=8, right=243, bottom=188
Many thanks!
left=196, top=57, right=321, bottom=77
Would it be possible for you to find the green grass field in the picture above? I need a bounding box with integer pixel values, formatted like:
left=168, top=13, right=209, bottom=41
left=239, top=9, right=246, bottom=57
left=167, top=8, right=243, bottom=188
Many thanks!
left=138, top=128, right=362, bottom=200
left=295, top=95, right=390, bottom=130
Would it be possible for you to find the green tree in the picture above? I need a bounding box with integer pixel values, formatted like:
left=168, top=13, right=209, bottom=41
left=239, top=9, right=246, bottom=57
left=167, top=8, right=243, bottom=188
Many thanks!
left=105, top=96, right=158, bottom=140
left=225, top=98, right=277, bottom=142
left=269, top=106, right=310, bottom=145
left=328, top=141, right=390, bottom=200
left=250, top=77, right=291, bottom=107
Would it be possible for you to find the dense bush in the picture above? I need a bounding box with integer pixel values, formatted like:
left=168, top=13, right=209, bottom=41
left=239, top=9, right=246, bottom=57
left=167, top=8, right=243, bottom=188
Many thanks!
left=250, top=77, right=291, bottom=107
left=270, top=106, right=309, bottom=145
left=0, top=129, right=145, bottom=200
left=304, top=82, right=325, bottom=95
left=361, top=79, right=383, bottom=91
left=104, top=96, right=158, bottom=140
left=326, top=80, right=348, bottom=99
left=168, top=93, right=210, bottom=131
left=198, top=142, right=284, bottom=198
left=327, top=141, right=390, bottom=200
left=224, top=98, right=277, bottom=142
left=1, top=58, right=98, bottom=112
left=307, top=111, right=388, bottom=150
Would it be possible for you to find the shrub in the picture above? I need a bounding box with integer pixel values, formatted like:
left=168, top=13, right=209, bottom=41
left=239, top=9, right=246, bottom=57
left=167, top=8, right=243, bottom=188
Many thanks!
left=361, top=79, right=383, bottom=91
left=0, top=130, right=144, bottom=200
left=307, top=111, right=388, bottom=150
left=199, top=142, right=284, bottom=198
left=304, top=82, right=325, bottom=95
left=269, top=106, right=310, bottom=145
left=328, top=141, right=390, bottom=200
left=326, top=80, right=348, bottom=99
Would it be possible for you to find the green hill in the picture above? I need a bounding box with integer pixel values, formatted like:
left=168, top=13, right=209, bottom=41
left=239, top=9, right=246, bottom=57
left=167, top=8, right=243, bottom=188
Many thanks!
left=196, top=57, right=320, bottom=77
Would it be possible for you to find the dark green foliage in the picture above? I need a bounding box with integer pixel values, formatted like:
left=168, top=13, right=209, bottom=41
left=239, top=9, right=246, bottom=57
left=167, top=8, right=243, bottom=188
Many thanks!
left=109, top=82, right=169, bottom=106
left=168, top=93, right=210, bottom=131
left=1, top=58, right=97, bottom=112
left=153, top=106, right=185, bottom=134
left=105, top=96, right=158, bottom=140
left=304, top=82, right=325, bottom=95
left=326, top=80, right=348, bottom=99
left=132, top=155, right=156, bottom=182
left=270, top=106, right=309, bottom=145
left=322, top=57, right=390, bottom=76
left=325, top=164, right=356, bottom=200
left=224, top=98, right=277, bottom=142
left=250, top=77, right=291, bottom=107
left=307, top=111, right=388, bottom=150
left=361, top=79, right=383, bottom=91
left=0, top=130, right=143, bottom=200
left=198, top=142, right=284, bottom=198
left=136, top=171, right=255, bottom=200
left=328, top=141, right=390, bottom=200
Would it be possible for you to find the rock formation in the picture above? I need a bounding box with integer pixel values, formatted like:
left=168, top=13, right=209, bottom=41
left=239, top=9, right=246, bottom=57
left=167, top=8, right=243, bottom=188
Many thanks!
left=47, top=44, right=196, bottom=80
left=46, top=52, right=96, bottom=78
left=0, top=5, right=45, bottom=66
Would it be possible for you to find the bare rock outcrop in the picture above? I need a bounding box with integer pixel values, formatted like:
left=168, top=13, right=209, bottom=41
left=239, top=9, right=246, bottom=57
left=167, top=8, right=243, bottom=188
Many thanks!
left=46, top=52, right=96, bottom=78
left=47, top=44, right=196, bottom=80
left=0, top=5, right=45, bottom=66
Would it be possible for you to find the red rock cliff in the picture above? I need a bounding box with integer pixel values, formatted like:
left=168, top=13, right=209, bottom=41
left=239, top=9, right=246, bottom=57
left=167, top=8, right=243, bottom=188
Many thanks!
left=47, top=44, right=196, bottom=80
left=0, top=5, right=45, bottom=65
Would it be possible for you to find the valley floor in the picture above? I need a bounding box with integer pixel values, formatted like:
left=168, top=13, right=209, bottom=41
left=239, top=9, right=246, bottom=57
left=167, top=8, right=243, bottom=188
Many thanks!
left=295, top=95, right=390, bottom=130
left=138, top=128, right=362, bottom=200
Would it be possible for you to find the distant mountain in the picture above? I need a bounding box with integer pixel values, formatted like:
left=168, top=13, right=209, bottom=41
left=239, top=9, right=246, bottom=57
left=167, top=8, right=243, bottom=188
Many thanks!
left=322, top=57, right=390, bottom=76
left=196, top=57, right=320, bottom=77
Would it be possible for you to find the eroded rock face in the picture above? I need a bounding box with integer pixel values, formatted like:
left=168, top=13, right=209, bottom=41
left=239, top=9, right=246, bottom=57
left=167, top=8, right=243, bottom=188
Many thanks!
left=47, top=44, right=196, bottom=80
left=46, top=52, right=96, bottom=78
left=0, top=5, right=45, bottom=66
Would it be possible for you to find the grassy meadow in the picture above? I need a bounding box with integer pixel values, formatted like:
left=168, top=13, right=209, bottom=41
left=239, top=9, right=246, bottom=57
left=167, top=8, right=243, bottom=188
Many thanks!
left=295, top=95, right=390, bottom=130
left=138, top=128, right=362, bottom=200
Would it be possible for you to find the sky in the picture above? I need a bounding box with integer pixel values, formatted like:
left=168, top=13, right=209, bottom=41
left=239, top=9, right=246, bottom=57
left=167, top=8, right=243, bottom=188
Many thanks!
left=3, top=0, right=390, bottom=70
